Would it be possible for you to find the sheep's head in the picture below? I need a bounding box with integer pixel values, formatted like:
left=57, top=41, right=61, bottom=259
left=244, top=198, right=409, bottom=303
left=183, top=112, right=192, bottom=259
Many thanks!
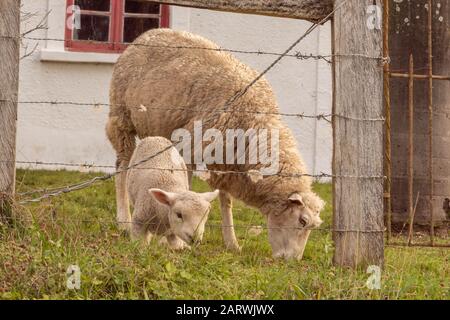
left=149, top=188, right=219, bottom=244
left=262, top=191, right=324, bottom=260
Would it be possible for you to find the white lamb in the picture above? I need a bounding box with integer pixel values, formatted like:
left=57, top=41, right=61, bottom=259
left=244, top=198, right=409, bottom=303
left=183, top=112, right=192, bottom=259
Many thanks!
left=126, top=136, right=219, bottom=249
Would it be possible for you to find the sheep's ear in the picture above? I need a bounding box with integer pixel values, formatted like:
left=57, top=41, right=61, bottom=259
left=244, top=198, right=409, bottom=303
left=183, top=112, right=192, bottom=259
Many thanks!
left=149, top=188, right=176, bottom=207
left=201, top=189, right=220, bottom=202
left=288, top=193, right=305, bottom=207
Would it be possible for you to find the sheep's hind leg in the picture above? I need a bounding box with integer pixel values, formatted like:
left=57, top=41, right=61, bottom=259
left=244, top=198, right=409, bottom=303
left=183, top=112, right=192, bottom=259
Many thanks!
left=115, top=167, right=132, bottom=231
left=219, top=191, right=240, bottom=251
left=106, top=117, right=136, bottom=231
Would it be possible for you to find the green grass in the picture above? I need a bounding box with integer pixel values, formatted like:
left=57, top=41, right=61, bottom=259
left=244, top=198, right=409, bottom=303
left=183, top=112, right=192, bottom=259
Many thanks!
left=0, top=169, right=448, bottom=299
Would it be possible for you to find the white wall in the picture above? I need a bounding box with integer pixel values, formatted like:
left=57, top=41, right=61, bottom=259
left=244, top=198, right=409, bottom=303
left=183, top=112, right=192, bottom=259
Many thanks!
left=18, top=0, right=116, bottom=172
left=17, top=1, right=332, bottom=176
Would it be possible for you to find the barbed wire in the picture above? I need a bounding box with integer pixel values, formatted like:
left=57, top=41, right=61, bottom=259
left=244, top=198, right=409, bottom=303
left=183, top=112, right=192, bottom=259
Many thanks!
left=0, top=212, right=386, bottom=234
left=4, top=212, right=448, bottom=248
left=21, top=35, right=335, bottom=64
left=0, top=99, right=332, bottom=122
left=7, top=159, right=386, bottom=203
left=0, top=33, right=388, bottom=65
left=0, top=99, right=387, bottom=123
left=5, top=159, right=387, bottom=206
left=9, top=159, right=387, bottom=178
left=17, top=174, right=116, bottom=204
left=30, top=35, right=386, bottom=64
left=6, top=213, right=448, bottom=248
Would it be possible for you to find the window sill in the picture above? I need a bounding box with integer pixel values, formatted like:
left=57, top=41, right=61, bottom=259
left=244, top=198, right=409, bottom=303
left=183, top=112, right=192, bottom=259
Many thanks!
left=40, top=48, right=120, bottom=64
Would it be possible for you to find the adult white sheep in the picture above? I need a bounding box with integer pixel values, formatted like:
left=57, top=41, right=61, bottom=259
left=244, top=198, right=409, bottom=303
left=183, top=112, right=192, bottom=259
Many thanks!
left=107, top=29, right=324, bottom=260
left=127, top=136, right=219, bottom=249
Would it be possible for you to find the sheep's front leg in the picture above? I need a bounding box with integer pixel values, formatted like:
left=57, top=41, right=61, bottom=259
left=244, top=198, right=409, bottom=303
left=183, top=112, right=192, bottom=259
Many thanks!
left=219, top=191, right=240, bottom=251
left=187, top=165, right=193, bottom=190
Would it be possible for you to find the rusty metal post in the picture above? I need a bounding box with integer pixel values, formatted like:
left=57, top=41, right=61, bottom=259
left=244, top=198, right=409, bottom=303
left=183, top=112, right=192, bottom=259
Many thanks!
left=427, top=0, right=435, bottom=246
left=383, top=0, right=392, bottom=242
left=407, top=54, right=415, bottom=245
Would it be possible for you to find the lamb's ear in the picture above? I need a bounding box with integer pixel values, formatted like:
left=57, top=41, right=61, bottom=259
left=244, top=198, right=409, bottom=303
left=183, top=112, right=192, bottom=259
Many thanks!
left=149, top=188, right=176, bottom=207
left=201, top=189, right=220, bottom=202
left=288, top=193, right=305, bottom=207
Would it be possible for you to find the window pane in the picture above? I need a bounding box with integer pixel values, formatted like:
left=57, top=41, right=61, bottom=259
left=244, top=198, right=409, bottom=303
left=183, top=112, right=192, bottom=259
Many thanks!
left=75, top=0, right=110, bottom=12
left=123, top=18, right=159, bottom=43
left=74, top=15, right=110, bottom=42
left=125, top=0, right=160, bottom=14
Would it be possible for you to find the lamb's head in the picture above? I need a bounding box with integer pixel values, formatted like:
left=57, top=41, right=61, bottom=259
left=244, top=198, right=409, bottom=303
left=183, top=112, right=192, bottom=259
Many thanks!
left=262, top=191, right=324, bottom=260
left=149, top=188, right=219, bottom=244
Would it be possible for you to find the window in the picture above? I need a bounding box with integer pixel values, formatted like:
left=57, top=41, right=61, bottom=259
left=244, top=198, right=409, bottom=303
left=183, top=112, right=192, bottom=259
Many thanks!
left=65, top=0, right=170, bottom=53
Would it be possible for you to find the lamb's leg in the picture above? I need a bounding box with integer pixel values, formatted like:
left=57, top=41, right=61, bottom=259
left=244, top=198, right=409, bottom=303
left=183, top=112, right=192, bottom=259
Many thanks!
left=163, top=234, right=191, bottom=250
left=219, top=191, right=240, bottom=251
left=296, top=230, right=311, bottom=260
left=106, top=117, right=136, bottom=231
left=130, top=212, right=153, bottom=244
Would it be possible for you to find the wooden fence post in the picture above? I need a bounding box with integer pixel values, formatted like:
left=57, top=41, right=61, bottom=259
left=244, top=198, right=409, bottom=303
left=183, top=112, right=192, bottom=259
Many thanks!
left=145, top=0, right=333, bottom=22
left=332, top=0, right=385, bottom=268
left=0, top=0, right=20, bottom=219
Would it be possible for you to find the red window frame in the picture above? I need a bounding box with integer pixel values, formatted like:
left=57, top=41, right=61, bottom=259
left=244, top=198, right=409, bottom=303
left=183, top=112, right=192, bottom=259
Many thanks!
left=65, top=0, right=170, bottom=53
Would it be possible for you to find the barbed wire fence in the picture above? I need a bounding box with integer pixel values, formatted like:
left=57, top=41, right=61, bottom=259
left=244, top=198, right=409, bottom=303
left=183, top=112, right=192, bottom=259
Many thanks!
left=0, top=0, right=447, bottom=259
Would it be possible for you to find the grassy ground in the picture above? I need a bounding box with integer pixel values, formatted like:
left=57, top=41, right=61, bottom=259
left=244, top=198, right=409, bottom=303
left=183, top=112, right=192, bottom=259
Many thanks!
left=0, top=169, right=448, bottom=299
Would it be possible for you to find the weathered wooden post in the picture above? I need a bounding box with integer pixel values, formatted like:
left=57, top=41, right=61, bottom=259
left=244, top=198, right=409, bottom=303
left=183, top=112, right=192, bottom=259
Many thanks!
left=0, top=0, right=20, bottom=219
left=149, top=0, right=333, bottom=22
left=332, top=0, right=385, bottom=268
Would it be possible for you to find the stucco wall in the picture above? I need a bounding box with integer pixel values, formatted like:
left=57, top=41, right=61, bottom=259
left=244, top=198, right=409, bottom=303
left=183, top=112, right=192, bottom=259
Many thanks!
left=18, top=0, right=332, bottom=176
